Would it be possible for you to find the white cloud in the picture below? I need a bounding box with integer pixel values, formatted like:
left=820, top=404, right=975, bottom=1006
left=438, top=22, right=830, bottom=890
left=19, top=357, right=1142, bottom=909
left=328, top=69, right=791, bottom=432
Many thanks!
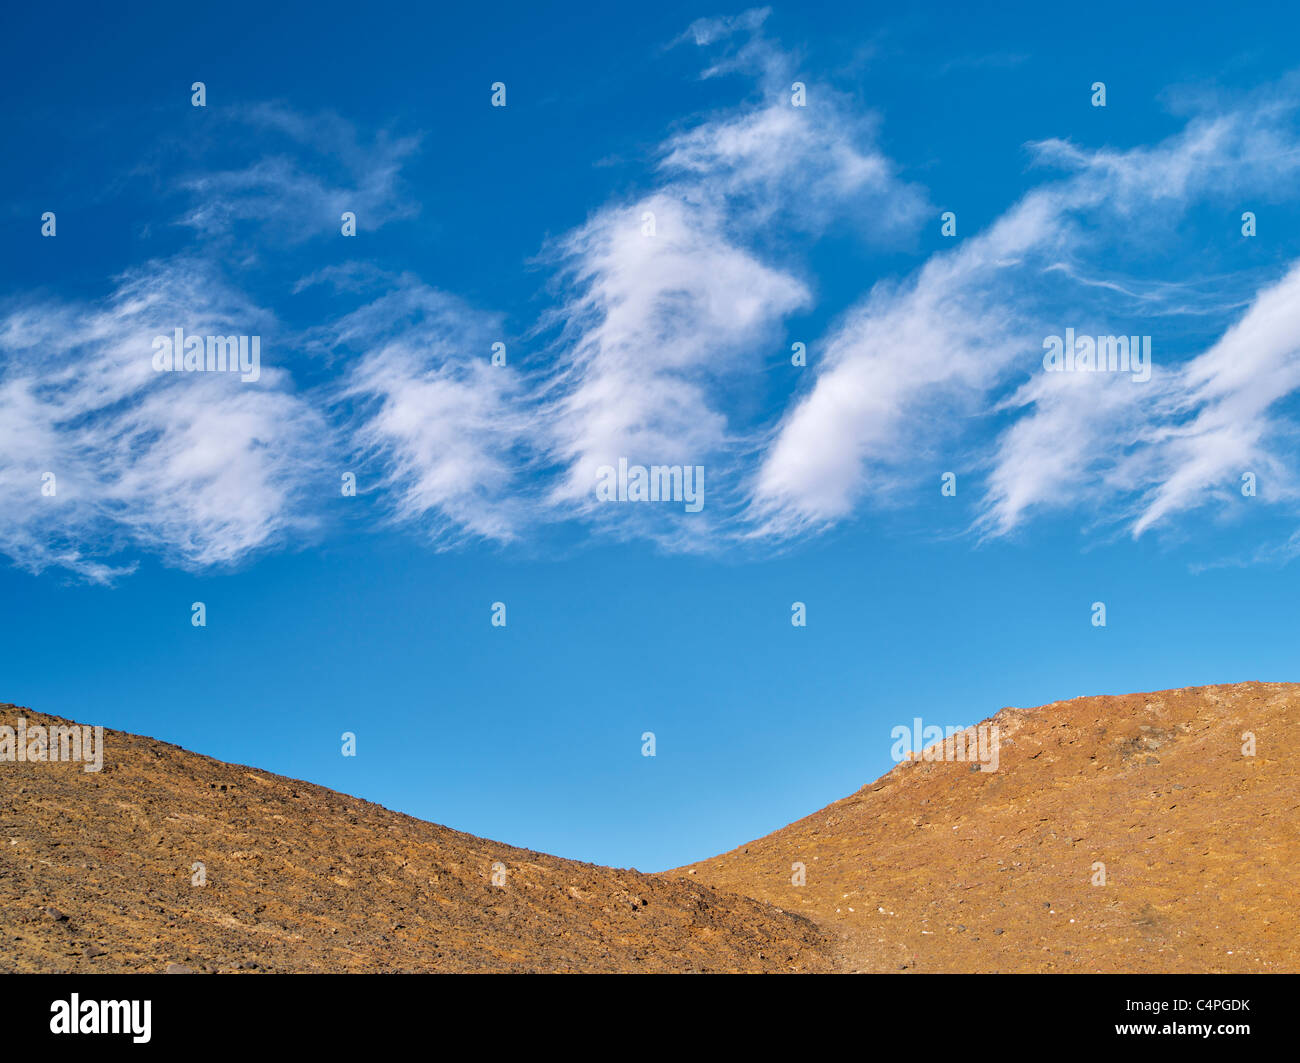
left=541, top=191, right=810, bottom=528
left=980, top=264, right=1300, bottom=539
left=1131, top=263, right=1300, bottom=533
left=0, top=259, right=326, bottom=580
left=753, top=89, right=1300, bottom=544
left=538, top=18, right=925, bottom=540
left=659, top=93, right=926, bottom=239
left=978, top=362, right=1157, bottom=537
left=333, top=280, right=530, bottom=546
left=750, top=191, right=1058, bottom=537
left=175, top=104, right=420, bottom=242
left=14, top=42, right=1300, bottom=580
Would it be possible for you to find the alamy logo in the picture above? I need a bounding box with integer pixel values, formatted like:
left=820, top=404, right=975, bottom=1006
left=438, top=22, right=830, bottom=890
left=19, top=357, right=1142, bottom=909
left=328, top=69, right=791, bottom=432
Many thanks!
left=890, top=718, right=1000, bottom=772
left=0, top=718, right=104, bottom=773
left=595, top=458, right=704, bottom=512
left=1042, top=329, right=1151, bottom=382
left=152, top=328, right=261, bottom=382
left=50, top=994, right=151, bottom=1043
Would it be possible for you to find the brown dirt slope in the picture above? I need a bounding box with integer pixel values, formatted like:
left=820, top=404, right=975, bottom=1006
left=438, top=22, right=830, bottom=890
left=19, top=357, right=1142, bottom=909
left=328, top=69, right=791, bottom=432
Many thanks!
left=679, top=681, right=1300, bottom=972
left=0, top=705, right=831, bottom=973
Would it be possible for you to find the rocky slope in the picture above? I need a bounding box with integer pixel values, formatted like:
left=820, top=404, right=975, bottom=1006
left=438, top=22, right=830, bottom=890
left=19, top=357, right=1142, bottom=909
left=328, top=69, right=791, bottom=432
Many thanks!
left=5, top=682, right=1295, bottom=973
left=0, top=705, right=830, bottom=973
left=680, top=682, right=1300, bottom=972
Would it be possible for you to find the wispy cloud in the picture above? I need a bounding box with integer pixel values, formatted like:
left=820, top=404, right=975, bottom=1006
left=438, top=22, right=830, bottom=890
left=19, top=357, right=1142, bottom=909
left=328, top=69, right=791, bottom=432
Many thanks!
left=10, top=19, right=1300, bottom=581
left=328, top=277, right=531, bottom=546
left=0, top=258, right=326, bottom=581
left=753, top=86, right=1300, bottom=547
left=535, top=11, right=925, bottom=543
left=174, top=104, right=420, bottom=242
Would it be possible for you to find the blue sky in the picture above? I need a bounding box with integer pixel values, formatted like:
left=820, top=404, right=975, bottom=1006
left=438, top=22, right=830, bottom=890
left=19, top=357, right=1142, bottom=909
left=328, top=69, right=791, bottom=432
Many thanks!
left=4, top=1, right=1300, bottom=871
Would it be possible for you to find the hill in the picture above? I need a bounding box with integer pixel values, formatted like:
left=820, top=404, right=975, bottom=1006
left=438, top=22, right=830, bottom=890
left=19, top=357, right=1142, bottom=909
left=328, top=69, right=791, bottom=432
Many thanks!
left=679, top=682, right=1300, bottom=972
left=5, top=682, right=1296, bottom=973
left=0, top=705, right=829, bottom=973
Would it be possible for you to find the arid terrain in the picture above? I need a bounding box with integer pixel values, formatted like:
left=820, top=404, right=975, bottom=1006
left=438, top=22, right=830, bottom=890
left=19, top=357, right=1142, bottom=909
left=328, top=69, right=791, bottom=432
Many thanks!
left=3, top=681, right=1297, bottom=972
left=0, top=704, right=829, bottom=973
left=683, top=681, right=1300, bottom=972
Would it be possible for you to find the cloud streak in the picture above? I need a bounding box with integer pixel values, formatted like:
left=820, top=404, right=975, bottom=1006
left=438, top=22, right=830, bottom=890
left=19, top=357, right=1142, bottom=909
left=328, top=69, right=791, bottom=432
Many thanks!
left=0, top=258, right=327, bottom=581
left=753, top=86, right=1300, bottom=548
left=10, top=19, right=1300, bottom=579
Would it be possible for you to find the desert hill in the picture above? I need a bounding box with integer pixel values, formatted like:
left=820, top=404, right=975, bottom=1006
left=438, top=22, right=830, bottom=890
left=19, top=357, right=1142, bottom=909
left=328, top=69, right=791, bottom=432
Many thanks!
left=4, top=682, right=1297, bottom=973
left=680, top=682, right=1300, bottom=972
left=0, top=705, right=829, bottom=973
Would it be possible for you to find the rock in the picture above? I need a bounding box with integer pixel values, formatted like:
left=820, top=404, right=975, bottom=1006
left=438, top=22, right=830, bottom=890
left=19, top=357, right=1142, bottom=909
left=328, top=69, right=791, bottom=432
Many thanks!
left=165, top=962, right=195, bottom=974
